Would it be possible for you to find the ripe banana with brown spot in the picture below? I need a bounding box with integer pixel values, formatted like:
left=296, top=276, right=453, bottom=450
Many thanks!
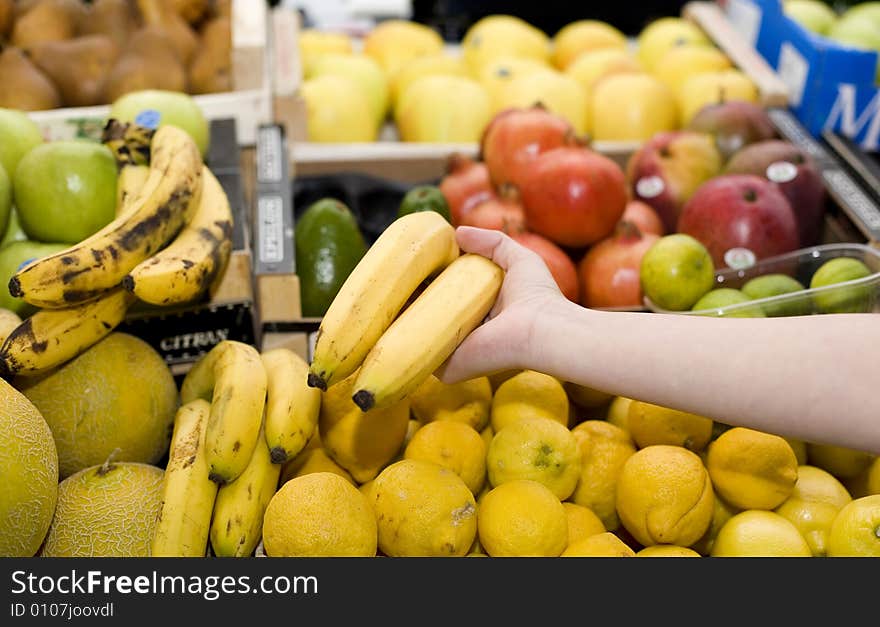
left=115, top=164, right=151, bottom=218
left=209, top=418, right=281, bottom=557
left=262, top=347, right=322, bottom=464
left=102, top=118, right=154, bottom=169
left=307, top=211, right=459, bottom=392
left=152, top=399, right=219, bottom=557
left=10, top=124, right=203, bottom=309
left=180, top=340, right=268, bottom=485
left=124, top=166, right=233, bottom=306
left=0, top=287, right=136, bottom=378
left=352, top=253, right=503, bottom=412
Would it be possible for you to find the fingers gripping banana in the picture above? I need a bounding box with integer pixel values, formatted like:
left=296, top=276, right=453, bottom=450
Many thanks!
left=180, top=341, right=268, bottom=485
left=308, top=211, right=459, bottom=391
left=352, top=254, right=503, bottom=412
left=10, top=125, right=203, bottom=309
left=262, top=347, right=322, bottom=464
left=151, top=399, right=219, bottom=557
left=0, top=287, right=135, bottom=378
left=209, top=418, right=281, bottom=557
left=124, top=166, right=234, bottom=306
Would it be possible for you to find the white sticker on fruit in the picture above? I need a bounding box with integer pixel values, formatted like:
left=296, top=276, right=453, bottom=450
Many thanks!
left=724, top=248, right=757, bottom=270
left=636, top=176, right=665, bottom=199
left=767, top=161, right=798, bottom=183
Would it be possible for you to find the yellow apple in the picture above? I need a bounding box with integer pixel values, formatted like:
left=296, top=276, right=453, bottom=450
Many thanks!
left=391, top=54, right=468, bottom=112
left=495, top=69, right=588, bottom=134
left=590, top=73, right=679, bottom=141
left=565, top=48, right=643, bottom=91
left=552, top=20, right=628, bottom=70
left=478, top=56, right=550, bottom=111
left=637, top=17, right=712, bottom=72
left=301, top=74, right=378, bottom=142
left=462, top=14, right=551, bottom=75
left=678, top=69, right=759, bottom=124
left=653, top=44, right=733, bottom=93
left=363, top=19, right=445, bottom=81
left=306, top=53, right=390, bottom=127
left=394, top=75, right=491, bottom=143
left=298, top=29, right=354, bottom=76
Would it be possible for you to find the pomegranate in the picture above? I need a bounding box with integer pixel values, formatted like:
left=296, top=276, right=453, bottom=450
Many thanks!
left=458, top=189, right=527, bottom=233
left=512, top=231, right=579, bottom=302
left=620, top=200, right=665, bottom=237
left=577, top=221, right=659, bottom=309
left=438, top=153, right=496, bottom=225
left=519, top=147, right=627, bottom=248
left=480, top=104, right=576, bottom=190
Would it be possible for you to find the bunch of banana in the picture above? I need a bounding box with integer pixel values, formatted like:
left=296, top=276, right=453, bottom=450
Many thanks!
left=180, top=340, right=268, bottom=485
left=262, top=347, right=322, bottom=464
left=307, top=211, right=459, bottom=392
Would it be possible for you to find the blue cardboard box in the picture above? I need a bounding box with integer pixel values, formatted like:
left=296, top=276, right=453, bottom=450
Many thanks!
left=724, top=0, right=879, bottom=150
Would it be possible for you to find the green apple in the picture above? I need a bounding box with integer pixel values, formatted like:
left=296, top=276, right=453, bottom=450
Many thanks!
left=0, top=208, right=28, bottom=250
left=109, top=90, right=210, bottom=157
left=0, top=240, right=71, bottom=316
left=0, top=108, right=44, bottom=181
left=640, top=233, right=716, bottom=311
left=13, top=140, right=118, bottom=244
left=0, top=165, right=10, bottom=243
left=691, top=287, right=766, bottom=317
left=841, top=2, right=880, bottom=26
left=827, top=14, right=880, bottom=51
left=784, top=0, right=839, bottom=35
left=741, top=273, right=810, bottom=316
left=809, top=257, right=874, bottom=313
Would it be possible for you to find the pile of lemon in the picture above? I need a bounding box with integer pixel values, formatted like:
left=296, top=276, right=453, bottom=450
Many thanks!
left=262, top=369, right=880, bottom=557
left=295, top=15, right=759, bottom=143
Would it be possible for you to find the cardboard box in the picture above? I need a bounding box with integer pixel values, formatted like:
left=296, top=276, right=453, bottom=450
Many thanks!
left=25, top=0, right=274, bottom=147
left=724, top=0, right=880, bottom=151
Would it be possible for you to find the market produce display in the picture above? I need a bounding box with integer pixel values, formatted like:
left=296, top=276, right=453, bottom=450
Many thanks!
left=296, top=14, right=760, bottom=143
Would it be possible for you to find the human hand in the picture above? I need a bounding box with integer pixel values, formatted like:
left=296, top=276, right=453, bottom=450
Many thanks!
left=437, top=226, right=568, bottom=384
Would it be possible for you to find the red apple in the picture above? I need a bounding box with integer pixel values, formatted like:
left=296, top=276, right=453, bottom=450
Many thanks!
left=519, top=146, right=627, bottom=248
left=677, top=174, right=801, bottom=268
left=625, top=130, right=724, bottom=234
left=723, top=139, right=826, bottom=247
left=687, top=100, right=779, bottom=161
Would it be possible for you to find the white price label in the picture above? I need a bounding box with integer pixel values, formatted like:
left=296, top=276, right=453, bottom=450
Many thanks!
left=258, top=195, right=285, bottom=264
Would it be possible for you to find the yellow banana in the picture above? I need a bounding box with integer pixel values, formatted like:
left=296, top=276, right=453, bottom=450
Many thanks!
left=151, top=399, right=219, bottom=557
left=180, top=340, right=268, bottom=485
left=102, top=117, right=155, bottom=168
left=10, top=124, right=203, bottom=309
left=209, top=417, right=281, bottom=557
left=0, top=287, right=135, bottom=378
left=115, top=164, right=151, bottom=218
left=124, top=166, right=233, bottom=306
left=352, top=254, right=503, bottom=412
left=262, top=347, right=322, bottom=464
left=308, top=211, right=458, bottom=391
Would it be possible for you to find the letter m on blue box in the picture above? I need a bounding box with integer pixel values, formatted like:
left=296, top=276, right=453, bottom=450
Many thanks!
left=726, top=0, right=880, bottom=151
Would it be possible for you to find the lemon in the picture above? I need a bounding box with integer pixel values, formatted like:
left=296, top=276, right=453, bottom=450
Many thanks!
left=690, top=494, right=739, bottom=555
left=480, top=424, right=494, bottom=450
left=563, top=502, right=606, bottom=547
left=605, top=396, right=633, bottom=432
left=569, top=420, right=636, bottom=530
left=775, top=465, right=852, bottom=556
left=391, top=54, right=469, bottom=112
left=298, top=29, right=354, bottom=75
left=706, top=427, right=799, bottom=510
left=404, top=420, right=486, bottom=494
left=409, top=374, right=492, bottom=431
left=616, top=445, right=714, bottom=547
left=487, top=369, right=522, bottom=392
left=636, top=545, right=701, bottom=557
left=491, top=370, right=569, bottom=431
left=552, top=20, right=628, bottom=70
left=785, top=437, right=808, bottom=465
left=306, top=53, right=390, bottom=127
left=280, top=447, right=356, bottom=487
left=844, top=457, right=880, bottom=498
left=486, top=416, right=582, bottom=500
left=363, top=19, right=445, bottom=80
left=494, top=69, right=588, bottom=134
left=561, top=532, right=635, bottom=557
left=262, top=472, right=377, bottom=557
left=462, top=14, right=551, bottom=76
left=711, top=510, right=812, bottom=557
left=827, top=495, right=880, bottom=557
left=371, top=459, right=476, bottom=557
left=564, top=382, right=613, bottom=410
left=636, top=17, right=711, bottom=72
left=301, top=74, right=378, bottom=142
left=478, top=479, right=568, bottom=557
left=395, top=75, right=492, bottom=143
left=319, top=370, right=410, bottom=483
left=807, top=442, right=875, bottom=479
left=626, top=400, right=713, bottom=451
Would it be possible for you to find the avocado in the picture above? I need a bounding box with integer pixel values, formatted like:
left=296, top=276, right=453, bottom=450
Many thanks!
left=397, top=185, right=451, bottom=223
left=295, top=198, right=368, bottom=318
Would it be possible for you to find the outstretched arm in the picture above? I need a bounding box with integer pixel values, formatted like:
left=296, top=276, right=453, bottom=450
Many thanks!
left=439, top=227, right=880, bottom=454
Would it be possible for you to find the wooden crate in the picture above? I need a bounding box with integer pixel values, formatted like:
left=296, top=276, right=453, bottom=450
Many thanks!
left=25, top=0, right=274, bottom=147
left=271, top=1, right=790, bottom=183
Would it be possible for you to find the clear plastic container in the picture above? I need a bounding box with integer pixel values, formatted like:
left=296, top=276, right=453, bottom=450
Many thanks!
left=644, top=243, right=880, bottom=317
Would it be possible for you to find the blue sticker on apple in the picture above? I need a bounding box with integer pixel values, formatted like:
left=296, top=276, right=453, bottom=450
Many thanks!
left=135, top=109, right=162, bottom=130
